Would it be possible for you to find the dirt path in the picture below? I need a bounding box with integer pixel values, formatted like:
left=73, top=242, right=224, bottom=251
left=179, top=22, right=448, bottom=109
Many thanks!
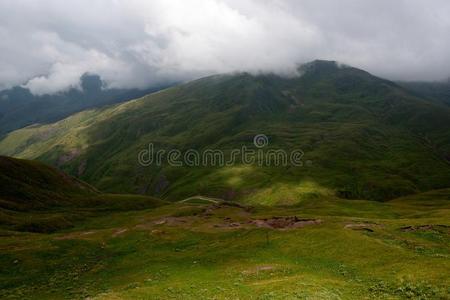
left=178, top=195, right=223, bottom=204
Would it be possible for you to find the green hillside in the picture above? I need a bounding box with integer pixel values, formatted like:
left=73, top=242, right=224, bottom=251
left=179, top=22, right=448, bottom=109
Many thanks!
left=0, top=156, right=166, bottom=233
left=1, top=61, right=450, bottom=203
left=0, top=156, right=97, bottom=210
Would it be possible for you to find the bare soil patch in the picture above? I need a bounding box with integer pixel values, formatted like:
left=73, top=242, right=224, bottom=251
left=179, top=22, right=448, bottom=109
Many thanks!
left=400, top=224, right=450, bottom=233
left=251, top=217, right=322, bottom=229
left=214, top=216, right=322, bottom=230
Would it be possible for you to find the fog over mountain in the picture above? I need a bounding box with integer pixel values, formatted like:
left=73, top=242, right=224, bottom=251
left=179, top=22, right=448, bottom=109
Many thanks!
left=1, top=0, right=450, bottom=95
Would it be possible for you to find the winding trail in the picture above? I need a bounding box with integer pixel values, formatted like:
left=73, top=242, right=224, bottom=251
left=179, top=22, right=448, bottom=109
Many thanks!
left=178, top=195, right=223, bottom=204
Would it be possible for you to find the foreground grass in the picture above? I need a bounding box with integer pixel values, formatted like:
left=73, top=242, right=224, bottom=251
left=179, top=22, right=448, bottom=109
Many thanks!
left=0, top=193, right=449, bottom=299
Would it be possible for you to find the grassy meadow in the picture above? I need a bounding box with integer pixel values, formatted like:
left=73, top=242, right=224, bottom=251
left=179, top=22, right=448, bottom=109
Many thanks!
left=1, top=191, right=449, bottom=299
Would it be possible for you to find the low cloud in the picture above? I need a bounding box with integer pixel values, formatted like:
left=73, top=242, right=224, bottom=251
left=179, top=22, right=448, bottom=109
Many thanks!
left=1, top=0, right=450, bottom=95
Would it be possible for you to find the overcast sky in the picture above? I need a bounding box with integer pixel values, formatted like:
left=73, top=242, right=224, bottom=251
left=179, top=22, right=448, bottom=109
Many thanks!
left=1, top=0, right=450, bottom=95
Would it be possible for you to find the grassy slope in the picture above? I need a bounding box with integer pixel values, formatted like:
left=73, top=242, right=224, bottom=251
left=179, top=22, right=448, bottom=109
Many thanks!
left=0, top=190, right=448, bottom=299
left=1, top=61, right=450, bottom=202
left=0, top=156, right=167, bottom=233
left=0, top=156, right=97, bottom=210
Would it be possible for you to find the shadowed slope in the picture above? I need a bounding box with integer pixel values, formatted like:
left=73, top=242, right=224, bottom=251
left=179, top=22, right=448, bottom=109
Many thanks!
left=0, top=156, right=167, bottom=232
left=0, top=156, right=97, bottom=211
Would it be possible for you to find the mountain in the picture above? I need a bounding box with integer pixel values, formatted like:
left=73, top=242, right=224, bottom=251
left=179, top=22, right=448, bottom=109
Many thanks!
left=1, top=60, right=450, bottom=203
left=398, top=80, right=450, bottom=107
left=0, top=155, right=166, bottom=232
left=0, top=74, right=173, bottom=136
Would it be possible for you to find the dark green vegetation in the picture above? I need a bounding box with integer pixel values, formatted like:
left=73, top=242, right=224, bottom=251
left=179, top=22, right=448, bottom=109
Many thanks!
left=1, top=61, right=449, bottom=203
left=1, top=187, right=449, bottom=299
left=0, top=74, right=172, bottom=136
left=398, top=80, right=450, bottom=107
left=0, top=156, right=166, bottom=233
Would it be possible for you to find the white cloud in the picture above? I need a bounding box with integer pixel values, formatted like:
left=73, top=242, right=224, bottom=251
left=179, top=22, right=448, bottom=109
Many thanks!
left=1, top=0, right=450, bottom=94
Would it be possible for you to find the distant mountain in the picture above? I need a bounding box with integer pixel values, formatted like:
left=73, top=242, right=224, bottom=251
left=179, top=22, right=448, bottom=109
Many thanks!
left=0, top=74, right=173, bottom=136
left=1, top=61, right=450, bottom=203
left=398, top=80, right=450, bottom=106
